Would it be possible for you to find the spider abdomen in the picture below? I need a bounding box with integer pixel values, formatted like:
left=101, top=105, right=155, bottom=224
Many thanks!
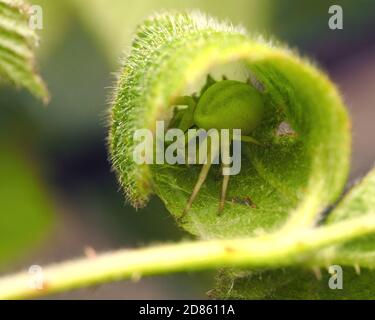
left=193, top=80, right=264, bottom=135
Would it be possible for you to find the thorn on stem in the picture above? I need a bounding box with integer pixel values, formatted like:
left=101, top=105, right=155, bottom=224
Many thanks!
left=312, top=267, right=322, bottom=280
left=354, top=264, right=361, bottom=275
left=84, top=246, right=97, bottom=259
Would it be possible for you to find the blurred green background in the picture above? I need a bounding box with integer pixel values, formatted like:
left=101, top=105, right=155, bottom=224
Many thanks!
left=0, top=0, right=375, bottom=299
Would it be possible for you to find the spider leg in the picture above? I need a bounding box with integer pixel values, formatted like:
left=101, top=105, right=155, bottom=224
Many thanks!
left=181, top=138, right=220, bottom=218
left=219, top=135, right=260, bottom=213
left=182, top=159, right=213, bottom=218
left=233, top=135, right=260, bottom=145
left=218, top=134, right=233, bottom=214
left=175, top=130, right=199, bottom=167
left=219, top=163, right=230, bottom=214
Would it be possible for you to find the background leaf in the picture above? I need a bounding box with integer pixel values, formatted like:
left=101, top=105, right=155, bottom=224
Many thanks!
left=68, top=0, right=272, bottom=65
left=0, top=0, right=48, bottom=102
left=0, top=140, right=53, bottom=267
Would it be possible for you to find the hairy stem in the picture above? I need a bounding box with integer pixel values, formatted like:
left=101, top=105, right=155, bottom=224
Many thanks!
left=0, top=214, right=375, bottom=299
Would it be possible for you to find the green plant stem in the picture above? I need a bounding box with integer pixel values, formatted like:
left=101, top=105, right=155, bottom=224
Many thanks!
left=281, top=185, right=325, bottom=231
left=1, top=214, right=375, bottom=299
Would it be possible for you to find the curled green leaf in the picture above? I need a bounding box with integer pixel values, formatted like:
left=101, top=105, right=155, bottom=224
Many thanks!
left=109, top=11, right=350, bottom=239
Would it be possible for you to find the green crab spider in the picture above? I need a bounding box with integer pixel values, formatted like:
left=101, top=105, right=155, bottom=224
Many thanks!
left=170, top=75, right=265, bottom=218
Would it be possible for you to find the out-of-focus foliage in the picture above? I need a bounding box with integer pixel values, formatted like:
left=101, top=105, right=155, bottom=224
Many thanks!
left=0, top=140, right=53, bottom=267
left=66, top=0, right=272, bottom=65
left=30, top=0, right=72, bottom=59
left=271, top=0, right=375, bottom=44
left=0, top=0, right=52, bottom=267
left=0, top=0, right=48, bottom=101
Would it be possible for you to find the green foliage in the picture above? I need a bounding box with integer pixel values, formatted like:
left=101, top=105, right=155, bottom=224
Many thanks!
left=0, top=0, right=48, bottom=102
left=0, top=0, right=52, bottom=267
left=68, top=0, right=271, bottom=64
left=108, top=11, right=375, bottom=299
left=214, top=267, right=375, bottom=300
left=318, top=169, right=375, bottom=268
left=0, top=141, right=53, bottom=267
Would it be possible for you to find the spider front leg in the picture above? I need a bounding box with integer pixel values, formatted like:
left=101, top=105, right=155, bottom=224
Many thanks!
left=219, top=134, right=260, bottom=213
left=182, top=133, right=260, bottom=218
left=181, top=137, right=221, bottom=218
